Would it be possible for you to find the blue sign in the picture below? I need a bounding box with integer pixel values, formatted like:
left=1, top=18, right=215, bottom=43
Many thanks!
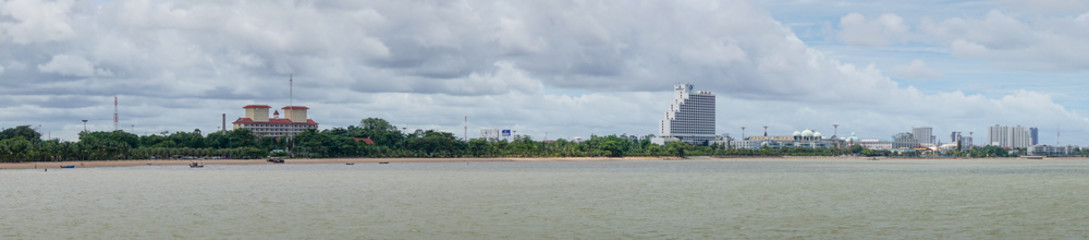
left=502, top=130, right=511, bottom=136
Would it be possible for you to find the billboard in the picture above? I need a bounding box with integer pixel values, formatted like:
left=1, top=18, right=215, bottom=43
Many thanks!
left=502, top=129, right=512, bottom=137
left=481, top=129, right=500, bottom=139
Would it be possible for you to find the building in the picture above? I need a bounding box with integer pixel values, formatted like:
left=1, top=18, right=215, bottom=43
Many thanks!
left=729, top=129, right=843, bottom=150
left=988, top=125, right=1031, bottom=149
left=1029, top=127, right=1039, bottom=145
left=658, top=83, right=716, bottom=145
left=912, top=127, right=934, bottom=144
left=950, top=131, right=964, bottom=150
left=232, top=105, right=318, bottom=137
left=1028, top=145, right=1080, bottom=156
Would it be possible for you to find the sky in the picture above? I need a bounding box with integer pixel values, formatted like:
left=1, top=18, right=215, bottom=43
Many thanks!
left=1, top=0, right=1088, bottom=145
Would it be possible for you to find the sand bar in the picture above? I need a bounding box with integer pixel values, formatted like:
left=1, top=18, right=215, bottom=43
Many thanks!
left=0, top=156, right=1073, bottom=170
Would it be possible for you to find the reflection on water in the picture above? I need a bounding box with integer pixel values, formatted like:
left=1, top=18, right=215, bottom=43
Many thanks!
left=3, top=159, right=1089, bottom=239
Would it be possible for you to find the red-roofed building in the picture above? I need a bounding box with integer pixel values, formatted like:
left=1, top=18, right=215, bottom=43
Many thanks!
left=232, top=105, right=318, bottom=137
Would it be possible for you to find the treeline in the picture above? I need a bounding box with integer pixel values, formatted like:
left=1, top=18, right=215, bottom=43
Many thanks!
left=3, top=117, right=1084, bottom=162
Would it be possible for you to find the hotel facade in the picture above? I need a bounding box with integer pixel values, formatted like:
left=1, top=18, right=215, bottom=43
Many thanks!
left=657, top=83, right=716, bottom=145
left=232, top=105, right=318, bottom=137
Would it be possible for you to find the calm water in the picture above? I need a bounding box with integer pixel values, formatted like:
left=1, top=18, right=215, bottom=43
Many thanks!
left=3, top=159, right=1089, bottom=239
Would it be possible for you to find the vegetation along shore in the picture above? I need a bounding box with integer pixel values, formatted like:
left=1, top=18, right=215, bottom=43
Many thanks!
left=2, top=118, right=1086, bottom=163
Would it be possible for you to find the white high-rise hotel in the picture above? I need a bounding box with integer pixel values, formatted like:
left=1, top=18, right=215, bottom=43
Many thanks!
left=659, top=83, right=716, bottom=145
left=989, top=125, right=1031, bottom=149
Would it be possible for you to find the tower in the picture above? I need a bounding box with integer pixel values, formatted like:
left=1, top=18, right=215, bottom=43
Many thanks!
left=113, top=96, right=119, bottom=131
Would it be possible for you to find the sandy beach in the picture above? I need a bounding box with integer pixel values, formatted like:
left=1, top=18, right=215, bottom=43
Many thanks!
left=0, top=155, right=1073, bottom=170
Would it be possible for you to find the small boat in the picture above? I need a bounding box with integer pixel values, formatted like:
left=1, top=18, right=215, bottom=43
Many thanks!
left=1025, top=156, right=1045, bottom=160
left=60, top=165, right=75, bottom=168
left=267, top=158, right=285, bottom=164
left=189, top=162, right=204, bottom=168
left=378, top=161, right=390, bottom=164
left=345, top=162, right=355, bottom=165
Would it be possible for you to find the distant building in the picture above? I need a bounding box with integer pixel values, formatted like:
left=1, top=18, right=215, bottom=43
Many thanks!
left=988, top=125, right=1031, bottom=149
left=232, top=105, right=318, bottom=137
left=912, top=127, right=934, bottom=144
left=658, top=83, right=715, bottom=145
left=1029, top=127, right=1039, bottom=145
left=1028, top=145, right=1079, bottom=156
left=728, top=128, right=842, bottom=150
left=950, top=131, right=964, bottom=150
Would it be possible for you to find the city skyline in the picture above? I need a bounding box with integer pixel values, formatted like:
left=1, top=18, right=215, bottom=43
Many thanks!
left=0, top=1, right=1087, bottom=145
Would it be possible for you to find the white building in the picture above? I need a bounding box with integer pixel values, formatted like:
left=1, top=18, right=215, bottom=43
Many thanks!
left=728, top=129, right=842, bottom=150
left=988, top=125, right=1031, bottom=149
left=658, top=83, right=716, bottom=145
left=912, top=127, right=935, bottom=144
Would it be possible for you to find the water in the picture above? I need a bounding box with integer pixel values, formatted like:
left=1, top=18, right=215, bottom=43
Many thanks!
left=3, top=159, right=1089, bottom=239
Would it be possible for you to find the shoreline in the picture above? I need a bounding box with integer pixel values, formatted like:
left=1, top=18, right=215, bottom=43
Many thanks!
left=1, top=156, right=1082, bottom=170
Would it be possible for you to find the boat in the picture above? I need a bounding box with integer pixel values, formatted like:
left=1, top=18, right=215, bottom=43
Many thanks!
left=345, top=162, right=355, bottom=165
left=378, top=161, right=390, bottom=164
left=1025, top=156, right=1045, bottom=160
left=189, top=162, right=204, bottom=168
left=60, top=165, right=75, bottom=168
left=268, top=158, right=285, bottom=164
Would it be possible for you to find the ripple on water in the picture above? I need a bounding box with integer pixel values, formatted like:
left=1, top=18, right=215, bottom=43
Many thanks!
left=3, top=159, right=1089, bottom=238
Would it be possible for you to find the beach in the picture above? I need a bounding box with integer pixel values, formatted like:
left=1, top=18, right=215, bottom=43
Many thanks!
left=1, top=155, right=1067, bottom=170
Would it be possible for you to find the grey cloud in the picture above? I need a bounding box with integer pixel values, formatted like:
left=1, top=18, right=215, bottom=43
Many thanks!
left=0, top=0, right=1087, bottom=144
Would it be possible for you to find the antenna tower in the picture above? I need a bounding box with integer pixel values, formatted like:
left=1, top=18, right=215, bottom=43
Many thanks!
left=289, top=74, right=295, bottom=156
left=114, top=96, right=119, bottom=131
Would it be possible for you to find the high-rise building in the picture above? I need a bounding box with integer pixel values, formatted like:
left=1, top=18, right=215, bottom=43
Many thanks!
left=233, top=105, right=319, bottom=137
left=951, top=131, right=963, bottom=150
left=912, top=127, right=935, bottom=144
left=660, top=83, right=716, bottom=145
left=1029, top=127, right=1039, bottom=145
left=988, top=125, right=1031, bottom=149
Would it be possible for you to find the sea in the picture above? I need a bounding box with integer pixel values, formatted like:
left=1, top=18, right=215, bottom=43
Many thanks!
left=3, top=159, right=1089, bottom=239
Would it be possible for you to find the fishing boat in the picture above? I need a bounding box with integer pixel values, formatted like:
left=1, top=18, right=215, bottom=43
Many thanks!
left=60, top=165, right=75, bottom=168
left=345, top=162, right=355, bottom=165
left=189, top=162, right=204, bottom=168
left=378, top=161, right=390, bottom=164
left=268, top=158, right=285, bottom=164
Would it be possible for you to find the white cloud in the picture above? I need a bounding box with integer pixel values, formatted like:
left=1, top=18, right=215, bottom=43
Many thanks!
left=889, top=60, right=944, bottom=80
left=0, top=0, right=1087, bottom=144
left=919, top=10, right=1089, bottom=71
left=0, top=0, right=77, bottom=44
left=837, top=13, right=909, bottom=47
left=37, top=54, right=95, bottom=77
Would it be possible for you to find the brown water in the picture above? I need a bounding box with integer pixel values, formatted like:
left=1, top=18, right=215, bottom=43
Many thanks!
left=3, top=159, right=1089, bottom=239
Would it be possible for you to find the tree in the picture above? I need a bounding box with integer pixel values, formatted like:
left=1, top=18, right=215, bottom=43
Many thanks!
left=0, top=125, right=41, bottom=141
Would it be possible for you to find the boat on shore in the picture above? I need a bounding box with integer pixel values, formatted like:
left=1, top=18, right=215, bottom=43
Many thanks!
left=189, top=162, right=204, bottom=168
left=268, top=158, right=285, bottom=164
left=345, top=162, right=355, bottom=165
left=378, top=161, right=390, bottom=164
left=1025, top=156, right=1045, bottom=160
left=60, top=165, right=75, bottom=168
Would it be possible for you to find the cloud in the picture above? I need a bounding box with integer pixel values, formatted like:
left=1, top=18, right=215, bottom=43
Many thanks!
left=0, top=0, right=1087, bottom=144
left=0, top=0, right=77, bottom=44
left=837, top=13, right=909, bottom=47
left=919, top=10, right=1089, bottom=71
left=889, top=60, right=944, bottom=80
left=37, top=54, right=96, bottom=77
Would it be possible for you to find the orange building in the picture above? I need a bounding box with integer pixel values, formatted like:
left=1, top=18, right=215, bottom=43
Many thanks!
left=232, top=105, right=318, bottom=137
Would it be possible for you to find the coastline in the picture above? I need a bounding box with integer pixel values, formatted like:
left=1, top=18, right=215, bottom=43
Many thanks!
left=1, top=156, right=1081, bottom=170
